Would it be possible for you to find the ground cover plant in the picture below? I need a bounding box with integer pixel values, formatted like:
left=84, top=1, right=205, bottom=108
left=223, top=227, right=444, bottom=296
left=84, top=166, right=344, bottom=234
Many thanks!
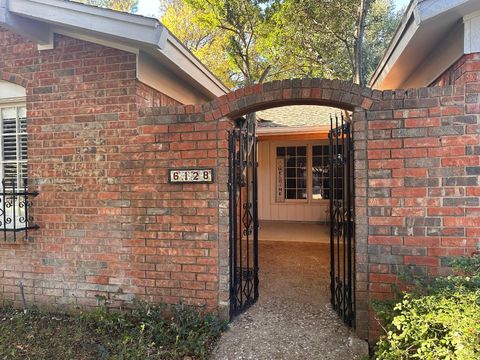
left=0, top=299, right=226, bottom=359
left=373, top=256, right=480, bottom=359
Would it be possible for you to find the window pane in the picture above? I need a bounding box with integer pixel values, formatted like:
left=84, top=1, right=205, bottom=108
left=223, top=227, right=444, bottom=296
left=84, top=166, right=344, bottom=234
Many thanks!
left=277, top=146, right=307, bottom=201
left=286, top=168, right=296, bottom=177
left=297, top=189, right=307, bottom=199
left=297, top=156, right=306, bottom=167
left=312, top=145, right=334, bottom=200
left=286, top=190, right=296, bottom=199
left=286, top=157, right=296, bottom=167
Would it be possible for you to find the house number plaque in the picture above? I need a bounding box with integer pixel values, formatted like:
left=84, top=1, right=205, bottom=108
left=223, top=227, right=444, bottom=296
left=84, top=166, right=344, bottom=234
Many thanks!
left=169, top=169, right=214, bottom=183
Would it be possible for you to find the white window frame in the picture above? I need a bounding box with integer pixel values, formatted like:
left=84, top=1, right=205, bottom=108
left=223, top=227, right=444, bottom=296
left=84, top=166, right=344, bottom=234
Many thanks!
left=0, top=100, right=27, bottom=186
left=272, top=141, right=331, bottom=205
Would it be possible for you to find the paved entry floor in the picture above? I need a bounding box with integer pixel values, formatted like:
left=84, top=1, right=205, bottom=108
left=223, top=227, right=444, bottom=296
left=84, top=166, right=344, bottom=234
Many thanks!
left=259, top=221, right=330, bottom=243
left=211, top=241, right=368, bottom=360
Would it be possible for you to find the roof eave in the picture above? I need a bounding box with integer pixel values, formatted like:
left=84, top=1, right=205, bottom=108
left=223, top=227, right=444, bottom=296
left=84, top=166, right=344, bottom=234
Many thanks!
left=0, top=0, right=228, bottom=98
left=370, top=0, right=480, bottom=90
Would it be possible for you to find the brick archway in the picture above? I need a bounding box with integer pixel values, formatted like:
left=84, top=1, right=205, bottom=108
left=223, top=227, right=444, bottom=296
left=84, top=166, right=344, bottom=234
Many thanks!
left=201, top=78, right=373, bottom=338
left=203, top=78, right=377, bottom=121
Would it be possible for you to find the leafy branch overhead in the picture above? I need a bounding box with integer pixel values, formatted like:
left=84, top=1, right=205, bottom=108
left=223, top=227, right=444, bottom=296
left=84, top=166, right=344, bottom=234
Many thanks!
left=161, top=0, right=402, bottom=88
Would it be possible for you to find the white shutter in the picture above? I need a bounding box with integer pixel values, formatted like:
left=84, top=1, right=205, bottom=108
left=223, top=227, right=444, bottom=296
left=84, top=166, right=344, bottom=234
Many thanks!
left=0, top=104, right=27, bottom=184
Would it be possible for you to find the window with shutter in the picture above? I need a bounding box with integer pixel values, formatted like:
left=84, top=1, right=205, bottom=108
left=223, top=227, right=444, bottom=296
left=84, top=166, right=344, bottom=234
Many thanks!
left=0, top=105, right=27, bottom=185
left=0, top=80, right=35, bottom=237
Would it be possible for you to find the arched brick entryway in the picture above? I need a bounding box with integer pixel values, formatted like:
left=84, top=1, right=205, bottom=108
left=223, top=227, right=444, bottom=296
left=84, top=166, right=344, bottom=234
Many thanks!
left=139, top=77, right=376, bottom=340
left=203, top=78, right=375, bottom=341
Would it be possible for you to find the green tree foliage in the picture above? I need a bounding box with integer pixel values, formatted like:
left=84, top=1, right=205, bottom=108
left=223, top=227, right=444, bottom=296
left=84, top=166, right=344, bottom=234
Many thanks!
left=270, top=0, right=400, bottom=85
left=72, top=0, right=137, bottom=13
left=362, top=0, right=401, bottom=85
left=161, top=0, right=238, bottom=88
left=161, top=0, right=401, bottom=88
left=173, top=0, right=275, bottom=86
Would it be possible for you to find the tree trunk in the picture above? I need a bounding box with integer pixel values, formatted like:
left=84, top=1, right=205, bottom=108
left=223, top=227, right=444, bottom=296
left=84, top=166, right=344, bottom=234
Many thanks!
left=353, top=0, right=370, bottom=86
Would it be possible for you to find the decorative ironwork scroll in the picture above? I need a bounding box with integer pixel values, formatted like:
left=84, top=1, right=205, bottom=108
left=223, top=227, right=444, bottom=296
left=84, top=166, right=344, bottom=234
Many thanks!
left=0, top=179, right=39, bottom=242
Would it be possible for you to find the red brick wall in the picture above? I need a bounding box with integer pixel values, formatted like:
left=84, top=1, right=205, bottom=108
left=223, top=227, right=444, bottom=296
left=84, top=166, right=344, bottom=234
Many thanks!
left=431, top=53, right=480, bottom=86
left=137, top=81, right=181, bottom=107
left=0, top=28, right=228, bottom=311
left=363, top=85, right=480, bottom=340
left=135, top=107, right=231, bottom=313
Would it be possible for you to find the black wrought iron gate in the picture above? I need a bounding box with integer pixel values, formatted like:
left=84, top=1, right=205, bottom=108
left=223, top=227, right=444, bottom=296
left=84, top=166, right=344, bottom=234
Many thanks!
left=329, top=114, right=355, bottom=327
left=228, top=114, right=259, bottom=319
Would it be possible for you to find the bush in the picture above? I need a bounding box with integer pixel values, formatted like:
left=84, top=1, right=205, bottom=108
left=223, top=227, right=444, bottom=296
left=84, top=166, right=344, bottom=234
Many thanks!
left=373, top=256, right=480, bottom=360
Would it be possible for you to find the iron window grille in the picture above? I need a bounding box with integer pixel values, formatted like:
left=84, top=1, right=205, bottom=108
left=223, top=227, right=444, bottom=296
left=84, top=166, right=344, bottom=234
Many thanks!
left=0, top=179, right=39, bottom=241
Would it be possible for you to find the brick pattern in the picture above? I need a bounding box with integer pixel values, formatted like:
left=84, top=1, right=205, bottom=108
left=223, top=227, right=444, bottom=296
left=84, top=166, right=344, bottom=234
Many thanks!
left=133, top=107, right=231, bottom=312
left=0, top=29, right=218, bottom=311
left=1, top=25, right=479, bottom=344
left=196, top=78, right=480, bottom=342
left=363, top=85, right=480, bottom=340
left=432, top=53, right=480, bottom=86
left=137, top=81, right=181, bottom=107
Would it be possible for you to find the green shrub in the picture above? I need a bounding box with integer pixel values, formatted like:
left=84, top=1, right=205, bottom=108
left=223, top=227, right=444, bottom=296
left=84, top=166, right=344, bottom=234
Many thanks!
left=373, top=256, right=480, bottom=360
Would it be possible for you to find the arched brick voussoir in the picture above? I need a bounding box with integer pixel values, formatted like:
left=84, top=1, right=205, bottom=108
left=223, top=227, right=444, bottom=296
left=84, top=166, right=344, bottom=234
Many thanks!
left=202, top=78, right=380, bottom=122
left=0, top=70, right=30, bottom=88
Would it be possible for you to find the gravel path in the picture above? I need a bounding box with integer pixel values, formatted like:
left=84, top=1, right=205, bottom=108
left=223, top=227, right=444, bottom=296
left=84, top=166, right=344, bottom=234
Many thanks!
left=211, top=241, right=368, bottom=360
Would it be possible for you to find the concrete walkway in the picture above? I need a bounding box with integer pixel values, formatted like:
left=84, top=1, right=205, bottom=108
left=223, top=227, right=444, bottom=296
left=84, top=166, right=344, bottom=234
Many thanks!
left=211, top=241, right=368, bottom=360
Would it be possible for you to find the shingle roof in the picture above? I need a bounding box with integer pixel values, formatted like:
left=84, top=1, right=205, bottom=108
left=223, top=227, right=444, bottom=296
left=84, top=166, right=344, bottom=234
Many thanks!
left=256, top=105, right=343, bottom=128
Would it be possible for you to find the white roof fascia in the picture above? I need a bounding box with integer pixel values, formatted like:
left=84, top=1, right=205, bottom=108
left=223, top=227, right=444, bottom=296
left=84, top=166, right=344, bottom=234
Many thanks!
left=416, top=0, right=472, bottom=23
left=7, top=0, right=166, bottom=48
left=369, top=15, right=419, bottom=89
left=54, top=28, right=140, bottom=55
left=371, top=0, right=480, bottom=89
